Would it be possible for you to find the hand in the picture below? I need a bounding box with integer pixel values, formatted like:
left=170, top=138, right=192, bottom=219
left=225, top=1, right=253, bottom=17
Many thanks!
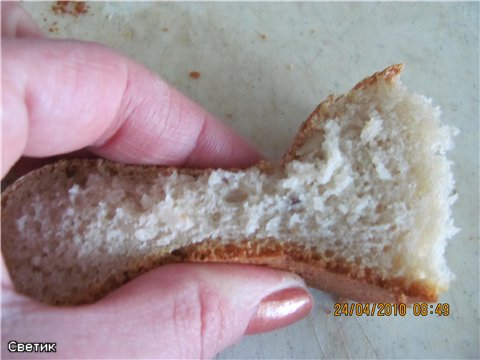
left=1, top=4, right=313, bottom=359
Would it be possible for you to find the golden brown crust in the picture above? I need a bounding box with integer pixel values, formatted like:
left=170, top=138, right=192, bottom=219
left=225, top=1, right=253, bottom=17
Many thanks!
left=353, top=63, right=403, bottom=91
left=283, top=64, right=404, bottom=165
left=176, top=238, right=435, bottom=304
left=2, top=64, right=440, bottom=306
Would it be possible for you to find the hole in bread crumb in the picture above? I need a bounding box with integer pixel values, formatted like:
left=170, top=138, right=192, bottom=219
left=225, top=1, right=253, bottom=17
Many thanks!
left=65, top=166, right=76, bottom=178
left=105, top=208, right=115, bottom=221
left=210, top=212, right=221, bottom=223
left=324, top=249, right=334, bottom=258
left=106, top=166, right=118, bottom=177
left=225, top=189, right=248, bottom=203
left=290, top=196, right=301, bottom=206
left=354, top=256, right=362, bottom=265
left=171, top=249, right=186, bottom=258
left=375, top=203, right=385, bottom=213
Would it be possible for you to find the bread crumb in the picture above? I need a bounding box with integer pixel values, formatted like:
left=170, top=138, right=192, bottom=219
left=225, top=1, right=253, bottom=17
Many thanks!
left=51, top=1, right=89, bottom=16
left=162, top=27, right=169, bottom=32
left=189, top=71, right=201, bottom=79
left=259, top=33, right=267, bottom=40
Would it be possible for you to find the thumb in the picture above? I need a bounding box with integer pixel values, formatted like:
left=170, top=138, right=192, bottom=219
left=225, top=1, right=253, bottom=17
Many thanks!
left=3, top=264, right=312, bottom=359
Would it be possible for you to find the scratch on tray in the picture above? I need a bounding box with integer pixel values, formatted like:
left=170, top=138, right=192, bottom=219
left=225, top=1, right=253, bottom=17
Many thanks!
left=309, top=317, right=326, bottom=358
left=353, top=317, right=380, bottom=359
left=334, top=321, right=352, bottom=360
left=308, top=48, right=324, bottom=70
left=427, top=338, right=435, bottom=353
left=295, top=44, right=317, bottom=95
left=449, top=292, right=460, bottom=317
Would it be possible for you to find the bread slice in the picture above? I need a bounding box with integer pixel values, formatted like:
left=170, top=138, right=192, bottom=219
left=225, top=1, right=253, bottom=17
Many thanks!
left=1, top=64, right=458, bottom=306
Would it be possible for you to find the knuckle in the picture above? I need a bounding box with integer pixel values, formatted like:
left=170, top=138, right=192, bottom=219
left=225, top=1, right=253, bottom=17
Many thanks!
left=171, top=281, right=229, bottom=358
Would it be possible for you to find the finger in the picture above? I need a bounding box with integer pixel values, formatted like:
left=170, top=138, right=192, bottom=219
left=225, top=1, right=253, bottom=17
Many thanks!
left=2, top=38, right=262, bottom=177
left=2, top=264, right=312, bottom=359
left=1, top=2, right=43, bottom=38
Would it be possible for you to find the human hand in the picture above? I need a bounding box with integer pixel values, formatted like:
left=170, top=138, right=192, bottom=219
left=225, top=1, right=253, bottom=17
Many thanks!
left=1, top=4, right=313, bottom=359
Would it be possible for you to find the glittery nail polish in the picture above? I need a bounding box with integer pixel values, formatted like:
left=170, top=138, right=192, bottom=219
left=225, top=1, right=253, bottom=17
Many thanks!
left=245, top=287, right=313, bottom=335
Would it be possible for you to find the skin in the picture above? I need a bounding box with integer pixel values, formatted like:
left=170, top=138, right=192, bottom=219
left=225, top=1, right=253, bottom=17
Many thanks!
left=1, top=3, right=313, bottom=359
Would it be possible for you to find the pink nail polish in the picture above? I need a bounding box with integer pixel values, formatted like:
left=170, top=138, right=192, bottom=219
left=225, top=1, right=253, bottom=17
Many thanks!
left=245, top=287, right=313, bottom=335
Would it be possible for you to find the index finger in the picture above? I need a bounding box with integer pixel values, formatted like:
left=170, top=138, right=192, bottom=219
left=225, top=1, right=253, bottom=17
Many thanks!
left=2, top=38, right=262, bottom=177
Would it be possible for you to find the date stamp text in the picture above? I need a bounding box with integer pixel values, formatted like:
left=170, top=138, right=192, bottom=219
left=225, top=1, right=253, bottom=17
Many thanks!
left=333, top=302, right=450, bottom=317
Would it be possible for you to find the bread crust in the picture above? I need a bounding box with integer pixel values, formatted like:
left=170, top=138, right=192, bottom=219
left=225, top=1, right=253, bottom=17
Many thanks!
left=1, top=64, right=440, bottom=305
left=283, top=64, right=403, bottom=164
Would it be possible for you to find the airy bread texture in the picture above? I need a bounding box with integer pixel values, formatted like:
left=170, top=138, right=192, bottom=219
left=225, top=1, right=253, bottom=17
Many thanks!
left=1, top=65, right=458, bottom=305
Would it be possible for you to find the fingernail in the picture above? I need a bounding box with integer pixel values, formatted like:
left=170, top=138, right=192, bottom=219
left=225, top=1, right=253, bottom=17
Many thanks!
left=245, top=287, right=313, bottom=335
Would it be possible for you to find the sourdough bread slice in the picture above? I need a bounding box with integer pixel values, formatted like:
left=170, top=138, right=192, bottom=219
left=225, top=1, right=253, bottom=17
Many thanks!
left=1, top=64, right=458, bottom=305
